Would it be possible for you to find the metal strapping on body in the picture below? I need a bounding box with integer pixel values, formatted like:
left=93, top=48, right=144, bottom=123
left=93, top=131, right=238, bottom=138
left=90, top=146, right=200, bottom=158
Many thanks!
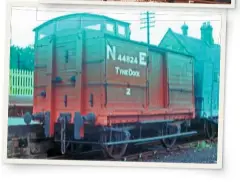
left=139, top=119, right=173, bottom=124
left=44, top=112, right=50, bottom=138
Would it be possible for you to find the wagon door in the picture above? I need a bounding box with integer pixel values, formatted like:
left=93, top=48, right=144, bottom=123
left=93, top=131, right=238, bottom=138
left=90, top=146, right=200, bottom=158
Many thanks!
left=148, top=51, right=165, bottom=109
left=53, top=30, right=83, bottom=122
left=167, top=53, right=194, bottom=109
left=104, top=38, right=148, bottom=112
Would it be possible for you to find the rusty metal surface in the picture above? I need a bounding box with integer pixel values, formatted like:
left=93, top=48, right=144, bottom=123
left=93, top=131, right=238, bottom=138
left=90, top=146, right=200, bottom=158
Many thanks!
left=167, top=52, right=194, bottom=109
left=33, top=30, right=196, bottom=127
left=30, top=13, right=196, bottom=142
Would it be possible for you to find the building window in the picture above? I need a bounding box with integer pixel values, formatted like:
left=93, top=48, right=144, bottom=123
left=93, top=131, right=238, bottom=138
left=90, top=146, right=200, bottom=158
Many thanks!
left=118, top=25, right=125, bottom=36
left=106, top=23, right=114, bottom=32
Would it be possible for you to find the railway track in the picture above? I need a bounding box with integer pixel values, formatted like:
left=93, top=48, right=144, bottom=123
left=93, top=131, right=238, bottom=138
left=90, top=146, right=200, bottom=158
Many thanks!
left=47, top=149, right=105, bottom=160
left=115, top=138, right=217, bottom=162
left=8, top=137, right=217, bottom=161
left=45, top=135, right=217, bottom=161
left=7, top=117, right=217, bottom=161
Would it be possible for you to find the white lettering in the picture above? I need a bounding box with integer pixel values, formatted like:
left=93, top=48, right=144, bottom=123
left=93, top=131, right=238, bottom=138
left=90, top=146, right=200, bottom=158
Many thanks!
left=122, top=55, right=126, bottom=62
left=106, top=44, right=147, bottom=67
left=129, top=69, right=134, bottom=76
left=126, top=56, right=130, bottom=64
left=133, top=57, right=138, bottom=64
left=115, top=66, right=120, bottom=75
left=107, top=44, right=116, bottom=60
left=114, top=66, right=140, bottom=78
left=120, top=69, right=128, bottom=76
left=126, top=88, right=131, bottom=96
left=139, top=52, right=147, bottom=66
left=117, top=54, right=122, bottom=62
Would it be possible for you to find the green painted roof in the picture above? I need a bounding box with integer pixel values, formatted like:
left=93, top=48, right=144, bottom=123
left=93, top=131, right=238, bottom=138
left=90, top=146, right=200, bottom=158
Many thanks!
left=160, top=28, right=220, bottom=63
left=33, top=13, right=130, bottom=32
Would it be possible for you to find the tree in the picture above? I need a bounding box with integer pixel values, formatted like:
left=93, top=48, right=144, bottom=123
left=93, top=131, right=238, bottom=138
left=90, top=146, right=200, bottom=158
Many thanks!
left=10, top=45, right=34, bottom=70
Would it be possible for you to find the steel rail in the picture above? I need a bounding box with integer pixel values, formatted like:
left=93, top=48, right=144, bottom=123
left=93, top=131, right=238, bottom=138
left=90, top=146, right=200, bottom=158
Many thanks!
left=104, top=131, right=197, bottom=145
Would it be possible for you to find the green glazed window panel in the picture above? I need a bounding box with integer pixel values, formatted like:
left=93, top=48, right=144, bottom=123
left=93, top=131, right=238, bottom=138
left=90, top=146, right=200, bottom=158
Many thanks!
left=106, top=23, right=115, bottom=32
left=85, top=24, right=101, bottom=31
left=81, top=16, right=105, bottom=30
left=117, top=24, right=126, bottom=37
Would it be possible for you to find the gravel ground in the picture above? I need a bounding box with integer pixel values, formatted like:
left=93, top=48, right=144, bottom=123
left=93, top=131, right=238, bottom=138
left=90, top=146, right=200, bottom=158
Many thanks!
left=149, top=143, right=218, bottom=164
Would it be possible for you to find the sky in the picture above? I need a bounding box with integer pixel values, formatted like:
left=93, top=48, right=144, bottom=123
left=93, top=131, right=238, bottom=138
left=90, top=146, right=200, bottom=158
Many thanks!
left=10, top=7, right=223, bottom=47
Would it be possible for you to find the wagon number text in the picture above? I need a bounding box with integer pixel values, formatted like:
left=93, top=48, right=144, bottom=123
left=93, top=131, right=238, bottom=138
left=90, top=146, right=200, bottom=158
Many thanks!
left=106, top=44, right=147, bottom=78
left=106, top=44, right=147, bottom=66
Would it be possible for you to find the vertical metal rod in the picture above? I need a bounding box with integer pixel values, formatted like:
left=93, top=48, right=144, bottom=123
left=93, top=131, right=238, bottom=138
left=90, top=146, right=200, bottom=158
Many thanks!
left=110, top=127, right=112, bottom=142
left=140, top=125, right=142, bottom=139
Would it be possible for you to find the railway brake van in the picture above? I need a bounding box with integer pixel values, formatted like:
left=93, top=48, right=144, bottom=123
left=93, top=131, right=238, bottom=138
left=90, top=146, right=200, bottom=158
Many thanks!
left=23, top=13, right=200, bottom=159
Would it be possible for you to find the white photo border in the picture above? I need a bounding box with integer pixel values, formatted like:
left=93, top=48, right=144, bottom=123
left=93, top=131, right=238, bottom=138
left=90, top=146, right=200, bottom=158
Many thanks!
left=39, top=0, right=235, bottom=9
left=2, top=0, right=227, bottom=170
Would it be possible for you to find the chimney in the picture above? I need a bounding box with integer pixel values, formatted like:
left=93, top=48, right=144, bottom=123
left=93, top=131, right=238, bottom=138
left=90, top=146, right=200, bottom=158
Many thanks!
left=181, top=22, right=188, bottom=36
left=201, top=21, right=214, bottom=45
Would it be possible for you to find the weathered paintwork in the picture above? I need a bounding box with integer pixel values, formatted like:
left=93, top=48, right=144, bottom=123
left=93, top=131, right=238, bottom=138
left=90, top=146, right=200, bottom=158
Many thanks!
left=33, top=13, right=195, bottom=137
left=159, top=26, right=220, bottom=121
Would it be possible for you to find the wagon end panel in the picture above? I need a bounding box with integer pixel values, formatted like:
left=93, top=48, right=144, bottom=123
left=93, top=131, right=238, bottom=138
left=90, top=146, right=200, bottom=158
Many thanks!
left=166, top=53, right=195, bottom=111
left=104, top=37, right=148, bottom=113
left=33, top=36, right=54, bottom=116
left=52, top=30, right=83, bottom=123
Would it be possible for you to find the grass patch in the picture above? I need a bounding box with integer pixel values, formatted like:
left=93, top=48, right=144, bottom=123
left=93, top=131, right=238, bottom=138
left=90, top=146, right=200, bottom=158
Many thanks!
left=194, top=141, right=215, bottom=152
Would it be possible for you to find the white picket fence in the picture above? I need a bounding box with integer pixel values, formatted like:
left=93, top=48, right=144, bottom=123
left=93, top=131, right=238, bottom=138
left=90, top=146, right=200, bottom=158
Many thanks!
left=9, top=69, right=34, bottom=96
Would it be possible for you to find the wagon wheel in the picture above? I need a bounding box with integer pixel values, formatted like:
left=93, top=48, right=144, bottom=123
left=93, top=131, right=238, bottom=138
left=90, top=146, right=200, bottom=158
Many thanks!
left=204, top=119, right=217, bottom=140
left=100, top=130, right=130, bottom=160
left=161, top=124, right=180, bottom=148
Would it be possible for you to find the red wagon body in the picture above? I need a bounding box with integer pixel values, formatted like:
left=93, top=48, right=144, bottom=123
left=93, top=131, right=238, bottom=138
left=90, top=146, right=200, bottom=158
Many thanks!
left=33, top=31, right=195, bottom=138
left=21, top=13, right=198, bottom=158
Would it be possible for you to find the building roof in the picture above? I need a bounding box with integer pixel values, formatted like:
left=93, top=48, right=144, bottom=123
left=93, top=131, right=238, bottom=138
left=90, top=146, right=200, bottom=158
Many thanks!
left=33, top=13, right=130, bottom=32
left=159, top=28, right=220, bottom=62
